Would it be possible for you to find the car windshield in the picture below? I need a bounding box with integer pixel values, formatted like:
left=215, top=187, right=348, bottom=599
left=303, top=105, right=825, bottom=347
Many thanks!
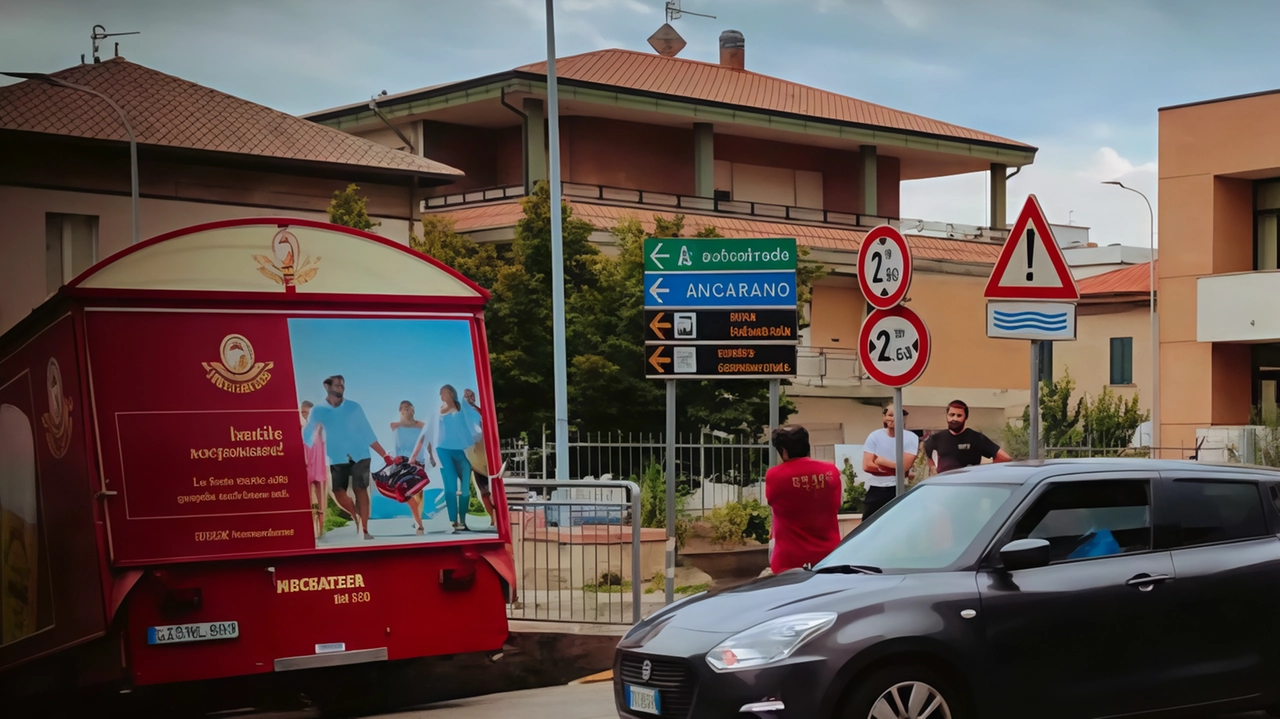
left=815, top=484, right=1015, bottom=572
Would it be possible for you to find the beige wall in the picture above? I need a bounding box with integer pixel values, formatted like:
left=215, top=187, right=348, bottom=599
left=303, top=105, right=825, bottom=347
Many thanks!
left=1055, top=303, right=1152, bottom=416
left=907, top=272, right=1029, bottom=391
left=0, top=186, right=410, bottom=334
left=789, top=396, right=885, bottom=446
left=1158, top=95, right=1280, bottom=452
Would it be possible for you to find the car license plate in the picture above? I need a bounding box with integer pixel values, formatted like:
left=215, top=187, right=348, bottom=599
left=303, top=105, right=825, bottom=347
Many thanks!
left=147, top=621, right=239, bottom=645
left=625, top=684, right=661, bottom=715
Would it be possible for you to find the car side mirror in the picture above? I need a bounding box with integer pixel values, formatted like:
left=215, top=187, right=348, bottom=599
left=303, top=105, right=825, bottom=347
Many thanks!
left=999, top=538, right=1051, bottom=571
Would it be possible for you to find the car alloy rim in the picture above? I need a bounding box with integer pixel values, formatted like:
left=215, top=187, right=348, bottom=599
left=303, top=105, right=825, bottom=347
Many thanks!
left=869, top=681, right=951, bottom=719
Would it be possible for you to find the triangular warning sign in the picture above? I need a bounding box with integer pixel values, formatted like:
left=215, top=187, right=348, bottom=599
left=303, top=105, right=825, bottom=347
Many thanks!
left=984, top=195, right=1080, bottom=300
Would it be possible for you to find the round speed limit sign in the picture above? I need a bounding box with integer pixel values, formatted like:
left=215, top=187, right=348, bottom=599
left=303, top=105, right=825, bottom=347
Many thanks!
left=858, top=305, right=931, bottom=387
left=858, top=225, right=913, bottom=310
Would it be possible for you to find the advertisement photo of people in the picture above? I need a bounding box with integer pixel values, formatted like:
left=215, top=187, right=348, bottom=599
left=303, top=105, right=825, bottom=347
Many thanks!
left=288, top=317, right=496, bottom=549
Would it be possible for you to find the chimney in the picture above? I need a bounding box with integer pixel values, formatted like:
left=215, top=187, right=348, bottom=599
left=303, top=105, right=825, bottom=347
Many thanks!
left=719, top=29, right=745, bottom=70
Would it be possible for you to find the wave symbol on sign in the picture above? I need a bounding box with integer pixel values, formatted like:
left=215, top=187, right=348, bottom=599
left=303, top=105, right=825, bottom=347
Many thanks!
left=992, top=309, right=1068, bottom=332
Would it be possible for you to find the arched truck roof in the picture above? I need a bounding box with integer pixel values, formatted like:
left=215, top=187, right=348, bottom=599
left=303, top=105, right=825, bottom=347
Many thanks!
left=65, top=217, right=489, bottom=307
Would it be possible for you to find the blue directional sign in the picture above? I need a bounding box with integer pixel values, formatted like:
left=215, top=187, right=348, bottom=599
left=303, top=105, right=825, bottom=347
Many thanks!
left=643, top=271, right=797, bottom=309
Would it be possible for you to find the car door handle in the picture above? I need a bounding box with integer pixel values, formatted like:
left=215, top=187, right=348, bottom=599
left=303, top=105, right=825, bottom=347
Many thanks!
left=1125, top=574, right=1172, bottom=592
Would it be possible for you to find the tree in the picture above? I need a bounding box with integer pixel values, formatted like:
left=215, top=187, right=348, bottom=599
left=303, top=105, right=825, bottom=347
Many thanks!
left=1001, top=368, right=1148, bottom=458
left=1080, top=386, right=1148, bottom=450
left=327, top=183, right=380, bottom=231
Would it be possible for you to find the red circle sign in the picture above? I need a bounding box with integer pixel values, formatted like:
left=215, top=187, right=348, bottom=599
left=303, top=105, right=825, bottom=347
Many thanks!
left=858, top=305, right=931, bottom=387
left=858, top=225, right=913, bottom=310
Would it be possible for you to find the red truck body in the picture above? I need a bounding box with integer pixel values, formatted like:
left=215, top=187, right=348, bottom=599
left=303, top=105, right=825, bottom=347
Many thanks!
left=0, top=219, right=514, bottom=695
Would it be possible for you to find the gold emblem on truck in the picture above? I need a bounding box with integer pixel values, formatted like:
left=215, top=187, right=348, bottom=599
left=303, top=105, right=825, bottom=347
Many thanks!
left=41, top=358, right=73, bottom=458
left=254, top=227, right=320, bottom=287
left=203, top=334, right=273, bottom=393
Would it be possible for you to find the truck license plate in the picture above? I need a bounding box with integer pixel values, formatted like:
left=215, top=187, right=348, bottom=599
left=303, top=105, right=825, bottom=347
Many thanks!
left=147, top=621, right=239, bottom=645
left=625, top=684, right=661, bottom=715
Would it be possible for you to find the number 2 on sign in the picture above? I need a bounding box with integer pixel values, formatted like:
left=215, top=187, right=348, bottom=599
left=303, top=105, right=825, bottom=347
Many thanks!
left=870, top=252, right=901, bottom=284
left=874, top=329, right=915, bottom=363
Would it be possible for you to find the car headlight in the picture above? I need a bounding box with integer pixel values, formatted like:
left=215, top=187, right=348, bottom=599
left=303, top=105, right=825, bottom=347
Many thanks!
left=705, top=613, right=837, bottom=672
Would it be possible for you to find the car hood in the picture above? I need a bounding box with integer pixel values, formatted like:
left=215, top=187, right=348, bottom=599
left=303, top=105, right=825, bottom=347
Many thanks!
left=663, top=570, right=906, bottom=634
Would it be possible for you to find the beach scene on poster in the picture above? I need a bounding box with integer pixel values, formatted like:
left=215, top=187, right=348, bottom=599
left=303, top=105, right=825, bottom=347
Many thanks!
left=289, top=318, right=496, bottom=549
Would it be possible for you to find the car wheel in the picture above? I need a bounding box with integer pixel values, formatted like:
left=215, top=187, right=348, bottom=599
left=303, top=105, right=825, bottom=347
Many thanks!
left=841, top=665, right=967, bottom=719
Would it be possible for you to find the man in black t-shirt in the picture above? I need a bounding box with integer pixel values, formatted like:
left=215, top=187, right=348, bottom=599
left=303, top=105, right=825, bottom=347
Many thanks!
left=923, top=399, right=1013, bottom=473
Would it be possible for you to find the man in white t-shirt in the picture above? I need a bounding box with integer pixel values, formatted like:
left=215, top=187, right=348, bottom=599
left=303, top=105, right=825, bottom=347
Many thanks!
left=860, top=403, right=919, bottom=519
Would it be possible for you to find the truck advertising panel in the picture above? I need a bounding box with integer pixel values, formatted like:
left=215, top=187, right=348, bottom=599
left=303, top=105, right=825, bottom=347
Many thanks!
left=87, top=310, right=501, bottom=566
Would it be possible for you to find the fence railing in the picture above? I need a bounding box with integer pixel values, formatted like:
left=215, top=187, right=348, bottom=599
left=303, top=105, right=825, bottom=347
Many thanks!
left=503, top=478, right=643, bottom=625
left=502, top=430, right=773, bottom=517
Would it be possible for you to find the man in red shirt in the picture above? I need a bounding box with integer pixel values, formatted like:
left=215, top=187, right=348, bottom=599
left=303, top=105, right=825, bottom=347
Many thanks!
left=765, top=425, right=842, bottom=574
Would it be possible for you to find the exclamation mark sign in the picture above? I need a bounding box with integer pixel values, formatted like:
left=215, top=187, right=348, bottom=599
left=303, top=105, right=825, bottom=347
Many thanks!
left=1025, top=228, right=1035, bottom=282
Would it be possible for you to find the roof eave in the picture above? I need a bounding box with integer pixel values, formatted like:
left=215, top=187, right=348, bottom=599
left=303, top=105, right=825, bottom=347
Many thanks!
left=308, top=72, right=1036, bottom=164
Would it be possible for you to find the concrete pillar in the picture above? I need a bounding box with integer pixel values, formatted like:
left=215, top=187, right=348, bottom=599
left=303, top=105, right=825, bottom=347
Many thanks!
left=523, top=98, right=547, bottom=190
left=859, top=145, right=877, bottom=216
left=990, top=163, right=1008, bottom=229
left=694, top=122, right=715, bottom=198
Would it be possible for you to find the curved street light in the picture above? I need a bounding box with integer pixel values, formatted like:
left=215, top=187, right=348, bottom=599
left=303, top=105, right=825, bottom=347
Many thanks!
left=1102, top=180, right=1158, bottom=453
left=3, top=71, right=139, bottom=245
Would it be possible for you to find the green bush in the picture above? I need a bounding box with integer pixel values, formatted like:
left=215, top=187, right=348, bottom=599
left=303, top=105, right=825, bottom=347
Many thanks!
left=634, top=461, right=691, bottom=549
left=840, top=463, right=866, bottom=513
left=710, top=498, right=770, bottom=547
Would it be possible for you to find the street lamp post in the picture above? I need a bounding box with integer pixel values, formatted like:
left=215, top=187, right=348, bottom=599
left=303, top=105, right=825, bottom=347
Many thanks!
left=3, top=71, right=139, bottom=246
left=544, top=1, right=569, bottom=480
left=1103, top=181, right=1158, bottom=453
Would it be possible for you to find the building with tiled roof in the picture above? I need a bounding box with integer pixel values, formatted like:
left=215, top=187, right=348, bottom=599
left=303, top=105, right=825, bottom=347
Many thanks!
left=0, top=57, right=466, bottom=334
left=308, top=29, right=1043, bottom=447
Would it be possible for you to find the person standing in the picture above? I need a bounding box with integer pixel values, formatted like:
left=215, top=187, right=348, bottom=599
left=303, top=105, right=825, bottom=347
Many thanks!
left=923, top=399, right=1013, bottom=473
left=412, top=385, right=481, bottom=533
left=303, top=376, right=393, bottom=541
left=860, top=403, right=919, bottom=519
left=300, top=401, right=331, bottom=541
left=462, top=389, right=497, bottom=528
left=764, top=425, right=842, bottom=574
left=391, top=400, right=427, bottom=535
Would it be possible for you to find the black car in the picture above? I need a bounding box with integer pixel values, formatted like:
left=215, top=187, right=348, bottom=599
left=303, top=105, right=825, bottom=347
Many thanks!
left=613, top=459, right=1280, bottom=719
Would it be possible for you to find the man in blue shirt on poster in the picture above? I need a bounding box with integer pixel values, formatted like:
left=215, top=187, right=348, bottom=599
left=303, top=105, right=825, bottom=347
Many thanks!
left=303, top=375, right=393, bottom=541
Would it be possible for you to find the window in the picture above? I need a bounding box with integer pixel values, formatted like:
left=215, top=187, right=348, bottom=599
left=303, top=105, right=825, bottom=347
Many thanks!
left=45, top=213, right=98, bottom=295
left=1109, top=337, right=1133, bottom=385
left=1270, top=485, right=1280, bottom=515
left=1012, top=480, right=1151, bottom=563
left=1158, top=480, right=1267, bottom=548
left=1256, top=180, right=1280, bottom=271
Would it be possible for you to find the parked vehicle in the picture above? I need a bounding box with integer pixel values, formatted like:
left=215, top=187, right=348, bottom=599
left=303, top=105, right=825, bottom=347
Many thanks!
left=0, top=219, right=514, bottom=712
left=614, top=459, right=1280, bottom=719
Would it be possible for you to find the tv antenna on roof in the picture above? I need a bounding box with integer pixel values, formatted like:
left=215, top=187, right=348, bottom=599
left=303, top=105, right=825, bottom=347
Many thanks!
left=91, top=24, right=140, bottom=63
left=666, top=1, right=715, bottom=22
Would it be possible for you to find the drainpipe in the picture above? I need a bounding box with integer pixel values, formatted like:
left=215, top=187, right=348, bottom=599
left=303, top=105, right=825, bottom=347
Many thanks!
left=369, top=96, right=416, bottom=154
left=500, top=87, right=529, bottom=194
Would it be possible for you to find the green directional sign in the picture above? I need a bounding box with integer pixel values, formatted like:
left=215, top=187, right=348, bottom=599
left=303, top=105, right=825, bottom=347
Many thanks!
left=644, top=237, right=797, bottom=273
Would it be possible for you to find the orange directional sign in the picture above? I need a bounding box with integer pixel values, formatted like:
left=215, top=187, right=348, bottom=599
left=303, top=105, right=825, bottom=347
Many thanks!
left=648, top=346, right=672, bottom=373
left=648, top=312, right=672, bottom=340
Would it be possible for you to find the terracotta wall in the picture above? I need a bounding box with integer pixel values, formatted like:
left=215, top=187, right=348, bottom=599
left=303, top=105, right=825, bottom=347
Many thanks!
left=906, top=272, right=1029, bottom=391
left=562, top=117, right=695, bottom=195
left=808, top=279, right=864, bottom=348
left=1158, top=95, right=1280, bottom=452
left=1054, top=303, right=1152, bottom=415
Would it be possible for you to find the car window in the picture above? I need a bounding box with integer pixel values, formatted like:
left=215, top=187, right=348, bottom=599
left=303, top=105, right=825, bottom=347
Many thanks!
left=816, top=484, right=1015, bottom=571
left=1011, top=480, right=1150, bottom=563
left=1158, top=480, right=1267, bottom=548
left=1271, top=485, right=1280, bottom=515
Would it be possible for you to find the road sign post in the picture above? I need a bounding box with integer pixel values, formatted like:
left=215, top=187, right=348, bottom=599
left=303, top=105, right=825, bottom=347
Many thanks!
left=644, top=236, right=799, bottom=602
left=983, top=195, right=1081, bottom=461
left=856, top=226, right=927, bottom=495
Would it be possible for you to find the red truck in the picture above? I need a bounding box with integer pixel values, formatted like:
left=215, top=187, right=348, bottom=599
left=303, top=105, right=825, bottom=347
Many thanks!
left=0, top=218, right=514, bottom=712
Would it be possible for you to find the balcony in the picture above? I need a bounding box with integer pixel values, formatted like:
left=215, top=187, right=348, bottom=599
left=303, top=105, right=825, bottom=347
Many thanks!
left=424, top=182, right=1010, bottom=242
left=1197, top=271, right=1280, bottom=342
left=795, top=345, right=866, bottom=388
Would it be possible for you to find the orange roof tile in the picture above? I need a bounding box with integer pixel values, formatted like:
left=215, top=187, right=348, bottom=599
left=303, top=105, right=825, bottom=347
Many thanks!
left=433, top=200, right=1003, bottom=265
left=0, top=59, right=463, bottom=178
left=1077, top=261, right=1156, bottom=296
left=516, top=49, right=1031, bottom=150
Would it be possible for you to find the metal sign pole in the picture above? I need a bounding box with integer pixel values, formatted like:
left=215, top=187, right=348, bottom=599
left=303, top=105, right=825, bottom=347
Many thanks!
left=1029, top=340, right=1041, bottom=460
left=894, top=388, right=905, bottom=495
left=545, top=0, right=570, bottom=480
left=665, top=379, right=676, bottom=605
left=768, top=379, right=780, bottom=466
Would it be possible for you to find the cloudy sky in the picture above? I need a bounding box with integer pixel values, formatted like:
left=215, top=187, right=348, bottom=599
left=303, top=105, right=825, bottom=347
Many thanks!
left=6, top=0, right=1280, bottom=246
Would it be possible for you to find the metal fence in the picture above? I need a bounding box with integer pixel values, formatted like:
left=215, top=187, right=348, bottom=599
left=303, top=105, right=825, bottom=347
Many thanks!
left=503, top=478, right=643, bottom=625
left=502, top=429, right=773, bottom=517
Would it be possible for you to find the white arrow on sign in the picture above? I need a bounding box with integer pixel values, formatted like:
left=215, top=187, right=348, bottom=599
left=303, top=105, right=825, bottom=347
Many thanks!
left=649, top=242, right=670, bottom=270
left=649, top=276, right=668, bottom=303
